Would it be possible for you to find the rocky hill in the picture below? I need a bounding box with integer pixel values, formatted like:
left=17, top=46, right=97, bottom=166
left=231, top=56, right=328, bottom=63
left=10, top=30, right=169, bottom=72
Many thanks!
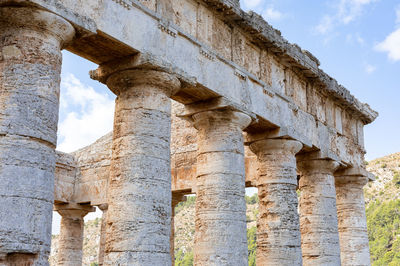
left=365, top=152, right=400, bottom=204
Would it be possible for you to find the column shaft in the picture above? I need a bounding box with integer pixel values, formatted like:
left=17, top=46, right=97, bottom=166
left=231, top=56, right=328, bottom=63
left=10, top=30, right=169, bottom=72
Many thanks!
left=57, top=210, right=90, bottom=266
left=336, top=175, right=371, bottom=266
left=192, top=109, right=251, bottom=266
left=101, top=69, right=180, bottom=265
left=0, top=6, right=74, bottom=265
left=298, top=159, right=341, bottom=265
left=98, top=204, right=108, bottom=266
left=249, top=139, right=302, bottom=266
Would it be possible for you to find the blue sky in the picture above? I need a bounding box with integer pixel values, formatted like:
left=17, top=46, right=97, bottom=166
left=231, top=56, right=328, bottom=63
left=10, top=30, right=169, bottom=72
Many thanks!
left=53, top=0, right=400, bottom=234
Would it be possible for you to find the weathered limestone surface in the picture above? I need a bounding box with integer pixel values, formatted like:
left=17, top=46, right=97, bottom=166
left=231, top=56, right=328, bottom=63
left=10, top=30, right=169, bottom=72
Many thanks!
left=297, top=158, right=341, bottom=265
left=97, top=204, right=108, bottom=266
left=0, top=0, right=378, bottom=265
left=92, top=62, right=181, bottom=265
left=0, top=5, right=74, bottom=265
left=55, top=152, right=77, bottom=204
left=335, top=170, right=371, bottom=266
left=55, top=204, right=95, bottom=266
left=190, top=109, right=251, bottom=266
left=24, top=0, right=377, bottom=168
left=72, top=133, right=113, bottom=205
left=249, top=139, right=302, bottom=266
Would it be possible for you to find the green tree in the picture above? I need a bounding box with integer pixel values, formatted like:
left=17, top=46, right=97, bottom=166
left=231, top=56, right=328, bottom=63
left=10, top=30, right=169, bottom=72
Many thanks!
left=248, top=226, right=257, bottom=266
left=367, top=199, right=400, bottom=265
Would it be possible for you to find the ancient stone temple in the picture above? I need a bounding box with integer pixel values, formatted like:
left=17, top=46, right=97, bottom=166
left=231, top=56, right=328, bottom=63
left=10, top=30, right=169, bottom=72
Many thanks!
left=0, top=0, right=377, bottom=265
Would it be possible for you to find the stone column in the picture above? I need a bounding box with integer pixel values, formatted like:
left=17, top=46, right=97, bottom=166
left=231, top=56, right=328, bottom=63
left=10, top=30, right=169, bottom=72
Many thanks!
left=190, top=109, right=251, bottom=266
left=335, top=168, right=371, bottom=266
left=54, top=204, right=95, bottom=266
left=249, top=139, right=303, bottom=266
left=0, top=5, right=74, bottom=265
left=98, top=204, right=108, bottom=266
left=91, top=62, right=181, bottom=265
left=297, top=157, right=341, bottom=265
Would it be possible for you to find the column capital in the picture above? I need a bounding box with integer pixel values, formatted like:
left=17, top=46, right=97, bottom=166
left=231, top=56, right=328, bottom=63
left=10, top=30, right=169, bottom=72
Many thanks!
left=98, top=203, right=109, bottom=211
left=191, top=109, right=251, bottom=130
left=54, top=203, right=95, bottom=219
left=179, top=97, right=254, bottom=130
left=335, top=166, right=370, bottom=186
left=297, top=158, right=340, bottom=175
left=90, top=55, right=181, bottom=96
left=0, top=6, right=75, bottom=48
left=249, top=138, right=303, bottom=156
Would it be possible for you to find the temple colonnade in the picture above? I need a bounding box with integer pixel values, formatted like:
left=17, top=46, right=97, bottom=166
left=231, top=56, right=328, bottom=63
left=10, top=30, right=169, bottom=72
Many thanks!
left=0, top=3, right=373, bottom=266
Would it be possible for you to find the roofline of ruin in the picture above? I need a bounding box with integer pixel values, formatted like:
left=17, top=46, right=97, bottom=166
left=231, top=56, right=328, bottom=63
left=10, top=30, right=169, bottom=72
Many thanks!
left=201, top=0, right=378, bottom=124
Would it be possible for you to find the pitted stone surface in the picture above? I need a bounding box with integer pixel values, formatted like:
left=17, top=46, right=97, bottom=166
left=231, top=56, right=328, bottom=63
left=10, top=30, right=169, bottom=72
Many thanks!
left=249, top=139, right=302, bottom=266
left=55, top=205, right=94, bottom=266
left=335, top=174, right=371, bottom=266
left=298, top=159, right=341, bottom=266
left=0, top=5, right=74, bottom=265
left=99, top=68, right=180, bottom=266
left=192, top=109, right=250, bottom=266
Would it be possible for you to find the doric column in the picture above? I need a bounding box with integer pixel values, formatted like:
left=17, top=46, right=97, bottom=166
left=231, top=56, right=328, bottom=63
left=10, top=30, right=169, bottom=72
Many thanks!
left=335, top=168, right=371, bottom=266
left=98, top=204, right=108, bottom=266
left=170, top=194, right=186, bottom=265
left=189, top=108, right=251, bottom=265
left=297, top=157, right=341, bottom=265
left=91, top=60, right=181, bottom=265
left=54, top=204, right=95, bottom=266
left=0, top=5, right=74, bottom=265
left=248, top=138, right=303, bottom=266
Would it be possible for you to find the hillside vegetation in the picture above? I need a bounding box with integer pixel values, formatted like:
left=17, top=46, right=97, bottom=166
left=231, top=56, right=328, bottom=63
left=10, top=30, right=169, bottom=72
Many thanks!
left=366, top=152, right=400, bottom=265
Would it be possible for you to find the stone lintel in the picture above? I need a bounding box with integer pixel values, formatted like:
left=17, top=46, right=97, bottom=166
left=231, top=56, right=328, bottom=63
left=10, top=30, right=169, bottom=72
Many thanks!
left=0, top=0, right=97, bottom=34
left=90, top=52, right=194, bottom=86
left=297, top=150, right=340, bottom=164
left=244, top=126, right=312, bottom=148
left=54, top=203, right=95, bottom=213
left=172, top=193, right=187, bottom=208
left=178, top=96, right=256, bottom=123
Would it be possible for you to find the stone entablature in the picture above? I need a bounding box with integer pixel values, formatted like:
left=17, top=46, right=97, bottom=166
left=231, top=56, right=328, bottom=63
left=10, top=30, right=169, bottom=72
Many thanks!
left=25, top=0, right=376, bottom=168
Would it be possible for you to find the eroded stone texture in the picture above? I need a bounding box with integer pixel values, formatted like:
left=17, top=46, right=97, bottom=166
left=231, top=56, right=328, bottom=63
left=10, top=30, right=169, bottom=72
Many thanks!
left=0, top=6, right=74, bottom=265
left=297, top=159, right=341, bottom=266
left=98, top=204, right=108, bottom=266
left=335, top=173, right=371, bottom=266
left=191, top=109, right=251, bottom=266
left=55, top=204, right=95, bottom=266
left=94, top=65, right=180, bottom=265
left=249, top=139, right=303, bottom=266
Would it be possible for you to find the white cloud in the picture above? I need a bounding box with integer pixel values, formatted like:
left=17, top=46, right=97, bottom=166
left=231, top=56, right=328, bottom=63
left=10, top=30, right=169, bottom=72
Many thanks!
left=57, top=74, right=115, bottom=153
left=345, top=33, right=365, bottom=45
left=338, top=0, right=376, bottom=24
left=242, top=0, right=262, bottom=9
left=375, top=28, right=400, bottom=61
left=263, top=6, right=283, bottom=21
left=240, top=1, right=285, bottom=22
left=364, top=63, right=377, bottom=74
left=315, top=0, right=377, bottom=34
left=316, top=15, right=335, bottom=34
